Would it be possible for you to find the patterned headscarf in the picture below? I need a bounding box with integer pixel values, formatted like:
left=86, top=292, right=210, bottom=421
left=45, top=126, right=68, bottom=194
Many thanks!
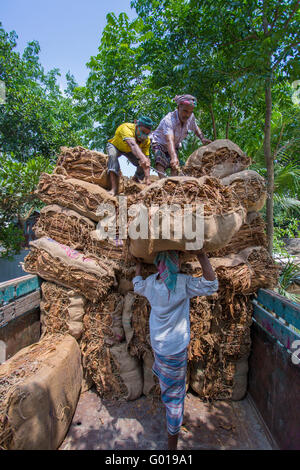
left=137, top=115, right=154, bottom=129
left=174, top=94, right=197, bottom=107
left=154, top=251, right=180, bottom=293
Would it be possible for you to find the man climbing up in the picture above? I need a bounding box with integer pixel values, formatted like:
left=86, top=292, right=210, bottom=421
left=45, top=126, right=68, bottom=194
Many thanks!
left=151, top=94, right=212, bottom=178
left=106, top=116, right=154, bottom=195
left=133, top=249, right=218, bottom=450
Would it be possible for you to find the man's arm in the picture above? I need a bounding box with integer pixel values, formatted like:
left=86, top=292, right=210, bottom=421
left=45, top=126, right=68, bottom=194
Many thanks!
left=196, top=250, right=216, bottom=281
left=125, top=138, right=151, bottom=183
left=194, top=126, right=212, bottom=146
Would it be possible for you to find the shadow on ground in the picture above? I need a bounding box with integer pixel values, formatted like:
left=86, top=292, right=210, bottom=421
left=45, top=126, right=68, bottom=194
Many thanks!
left=59, top=386, right=273, bottom=451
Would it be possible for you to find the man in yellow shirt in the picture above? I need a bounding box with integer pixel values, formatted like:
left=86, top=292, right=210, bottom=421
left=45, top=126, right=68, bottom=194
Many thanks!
left=107, top=116, right=153, bottom=195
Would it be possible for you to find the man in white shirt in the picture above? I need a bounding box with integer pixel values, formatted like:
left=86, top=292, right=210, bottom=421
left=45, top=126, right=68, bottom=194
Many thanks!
left=133, top=249, right=218, bottom=450
left=151, top=95, right=212, bottom=177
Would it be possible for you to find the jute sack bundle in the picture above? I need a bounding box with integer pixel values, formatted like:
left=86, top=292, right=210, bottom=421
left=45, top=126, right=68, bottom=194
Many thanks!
left=189, top=353, right=249, bottom=401
left=184, top=139, right=251, bottom=178
left=81, top=339, right=143, bottom=400
left=122, top=292, right=152, bottom=357
left=86, top=231, right=125, bottom=260
left=54, top=146, right=110, bottom=187
left=128, top=176, right=246, bottom=263
left=0, top=334, right=82, bottom=450
left=82, top=293, right=125, bottom=347
left=36, top=173, right=117, bottom=222
left=142, top=350, right=160, bottom=397
left=40, top=282, right=86, bottom=340
left=208, top=211, right=267, bottom=257
left=221, top=170, right=267, bottom=212
left=221, top=355, right=250, bottom=401
left=210, top=246, right=279, bottom=294
left=23, top=237, right=116, bottom=301
left=34, top=204, right=96, bottom=251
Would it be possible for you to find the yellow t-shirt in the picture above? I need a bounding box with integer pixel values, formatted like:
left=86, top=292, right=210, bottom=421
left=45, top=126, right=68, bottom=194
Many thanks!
left=108, top=123, right=150, bottom=156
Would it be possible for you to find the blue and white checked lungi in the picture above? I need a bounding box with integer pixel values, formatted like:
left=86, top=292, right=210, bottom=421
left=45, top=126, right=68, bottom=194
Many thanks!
left=152, top=348, right=187, bottom=436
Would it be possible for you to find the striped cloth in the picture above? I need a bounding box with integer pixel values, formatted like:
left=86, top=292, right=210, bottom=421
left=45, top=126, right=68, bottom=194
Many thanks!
left=152, top=347, right=187, bottom=436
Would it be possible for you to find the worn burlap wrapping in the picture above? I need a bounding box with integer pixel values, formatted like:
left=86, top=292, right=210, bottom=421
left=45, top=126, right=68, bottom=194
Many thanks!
left=184, top=139, right=251, bottom=178
left=36, top=173, right=117, bottom=222
left=128, top=176, right=246, bottom=263
left=210, top=246, right=279, bottom=294
left=81, top=339, right=143, bottom=400
left=83, top=293, right=125, bottom=347
left=208, top=211, right=267, bottom=257
left=34, top=204, right=96, bottom=251
left=23, top=237, right=116, bottom=301
left=54, top=146, right=110, bottom=187
left=54, top=146, right=126, bottom=192
left=221, top=170, right=267, bottom=212
left=0, top=334, right=82, bottom=450
left=189, top=354, right=249, bottom=401
left=87, top=230, right=125, bottom=260
left=40, top=282, right=86, bottom=340
left=122, top=292, right=152, bottom=357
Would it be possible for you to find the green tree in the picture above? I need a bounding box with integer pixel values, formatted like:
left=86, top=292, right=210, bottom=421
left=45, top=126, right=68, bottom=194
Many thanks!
left=0, top=23, right=92, bottom=162
left=0, top=153, right=54, bottom=258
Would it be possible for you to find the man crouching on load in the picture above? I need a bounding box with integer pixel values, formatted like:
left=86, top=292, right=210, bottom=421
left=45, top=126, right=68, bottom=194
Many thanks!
left=151, top=94, right=212, bottom=178
left=133, top=249, right=218, bottom=450
left=107, top=116, right=154, bottom=196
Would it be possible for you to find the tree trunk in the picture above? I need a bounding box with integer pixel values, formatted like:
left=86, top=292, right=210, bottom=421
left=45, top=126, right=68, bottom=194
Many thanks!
left=226, top=101, right=233, bottom=139
left=209, top=104, right=217, bottom=140
left=264, top=75, right=274, bottom=255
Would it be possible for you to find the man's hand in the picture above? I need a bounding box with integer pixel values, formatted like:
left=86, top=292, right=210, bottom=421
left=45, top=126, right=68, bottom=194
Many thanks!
left=201, top=138, right=212, bottom=145
left=170, top=156, right=180, bottom=169
left=134, top=258, right=143, bottom=276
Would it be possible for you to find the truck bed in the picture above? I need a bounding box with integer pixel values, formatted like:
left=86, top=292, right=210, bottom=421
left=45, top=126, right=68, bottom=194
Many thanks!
left=59, top=388, right=274, bottom=451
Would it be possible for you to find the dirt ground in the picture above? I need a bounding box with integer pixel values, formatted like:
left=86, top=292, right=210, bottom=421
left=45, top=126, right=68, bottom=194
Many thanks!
left=59, top=387, right=275, bottom=451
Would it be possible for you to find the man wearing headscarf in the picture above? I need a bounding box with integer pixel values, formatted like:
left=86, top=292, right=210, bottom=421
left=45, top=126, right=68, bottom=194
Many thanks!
left=106, top=115, right=154, bottom=195
left=151, top=94, right=212, bottom=177
left=133, top=249, right=218, bottom=450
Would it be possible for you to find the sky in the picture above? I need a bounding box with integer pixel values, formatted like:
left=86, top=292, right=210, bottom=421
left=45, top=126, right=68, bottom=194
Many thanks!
left=1, top=0, right=136, bottom=90
left=1, top=0, right=151, bottom=176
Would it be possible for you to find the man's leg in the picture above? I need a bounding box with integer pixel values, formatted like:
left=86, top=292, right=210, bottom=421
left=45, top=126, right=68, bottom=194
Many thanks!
left=106, top=143, right=121, bottom=196
left=168, top=433, right=179, bottom=450
left=156, top=163, right=166, bottom=179
left=125, top=152, right=146, bottom=183
left=153, top=144, right=169, bottom=179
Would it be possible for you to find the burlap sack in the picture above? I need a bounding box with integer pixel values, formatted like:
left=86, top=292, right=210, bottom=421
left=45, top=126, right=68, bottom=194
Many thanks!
left=40, top=282, right=86, bottom=340
left=122, top=292, right=152, bottom=357
left=230, top=355, right=249, bottom=401
left=185, top=139, right=251, bottom=178
left=0, top=334, right=82, bottom=450
left=87, top=230, right=125, bottom=260
left=109, top=342, right=143, bottom=400
left=142, top=350, right=160, bottom=396
left=36, top=173, right=117, bottom=222
left=208, top=211, right=267, bottom=257
left=221, top=170, right=267, bottom=212
left=34, top=204, right=95, bottom=251
left=54, top=146, right=125, bottom=192
left=23, top=237, right=116, bottom=301
left=54, top=146, right=109, bottom=187
left=128, top=176, right=246, bottom=262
